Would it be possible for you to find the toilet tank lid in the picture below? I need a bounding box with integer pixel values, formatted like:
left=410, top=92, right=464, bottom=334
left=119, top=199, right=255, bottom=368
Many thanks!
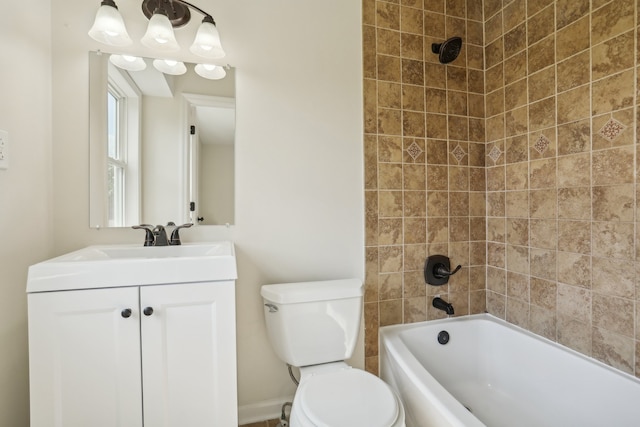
left=261, top=279, right=363, bottom=304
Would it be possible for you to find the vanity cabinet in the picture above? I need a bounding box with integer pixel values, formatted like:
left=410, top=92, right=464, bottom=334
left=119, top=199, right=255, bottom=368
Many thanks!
left=28, top=280, right=237, bottom=427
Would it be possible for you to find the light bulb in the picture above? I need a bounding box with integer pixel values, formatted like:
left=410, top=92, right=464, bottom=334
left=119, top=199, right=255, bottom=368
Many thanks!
left=88, top=0, right=132, bottom=47
left=190, top=17, right=226, bottom=59
left=141, top=12, right=180, bottom=52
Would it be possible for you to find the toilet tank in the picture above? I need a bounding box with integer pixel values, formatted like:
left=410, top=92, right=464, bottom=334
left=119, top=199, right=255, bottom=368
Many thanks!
left=261, top=279, right=363, bottom=367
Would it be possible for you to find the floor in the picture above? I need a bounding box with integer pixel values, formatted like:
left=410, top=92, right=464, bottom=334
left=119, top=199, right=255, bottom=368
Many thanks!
left=239, top=419, right=282, bottom=427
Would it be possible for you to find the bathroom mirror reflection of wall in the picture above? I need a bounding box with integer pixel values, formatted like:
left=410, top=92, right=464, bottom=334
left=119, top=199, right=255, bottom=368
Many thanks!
left=88, top=51, right=235, bottom=228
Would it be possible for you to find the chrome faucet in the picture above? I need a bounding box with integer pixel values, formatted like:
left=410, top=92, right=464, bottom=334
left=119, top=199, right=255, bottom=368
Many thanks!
left=133, top=222, right=193, bottom=246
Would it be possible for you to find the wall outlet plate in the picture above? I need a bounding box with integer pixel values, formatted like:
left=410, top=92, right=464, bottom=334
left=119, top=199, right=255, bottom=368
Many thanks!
left=0, top=130, right=8, bottom=169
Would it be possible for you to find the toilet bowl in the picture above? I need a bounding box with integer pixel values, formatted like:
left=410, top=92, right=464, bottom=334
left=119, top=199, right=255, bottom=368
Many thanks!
left=289, top=362, right=405, bottom=427
left=261, top=279, right=406, bottom=427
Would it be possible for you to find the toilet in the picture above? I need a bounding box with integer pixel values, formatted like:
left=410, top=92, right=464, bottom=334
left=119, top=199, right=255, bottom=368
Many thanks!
left=261, top=279, right=405, bottom=427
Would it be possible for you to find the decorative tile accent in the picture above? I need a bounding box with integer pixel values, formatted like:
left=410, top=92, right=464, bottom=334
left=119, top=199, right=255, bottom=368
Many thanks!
left=534, top=134, right=551, bottom=154
left=598, top=117, right=626, bottom=142
left=488, top=145, right=502, bottom=163
left=451, top=144, right=467, bottom=163
left=406, top=141, right=423, bottom=160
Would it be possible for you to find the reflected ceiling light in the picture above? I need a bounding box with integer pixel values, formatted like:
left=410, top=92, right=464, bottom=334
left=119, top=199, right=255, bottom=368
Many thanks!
left=89, top=0, right=226, bottom=60
left=109, top=54, right=147, bottom=71
left=194, top=64, right=226, bottom=80
left=88, top=0, right=132, bottom=47
left=153, top=59, right=187, bottom=75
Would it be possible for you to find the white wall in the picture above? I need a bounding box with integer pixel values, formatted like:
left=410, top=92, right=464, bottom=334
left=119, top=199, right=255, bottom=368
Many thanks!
left=141, top=96, right=184, bottom=224
left=139, top=69, right=235, bottom=225
left=0, top=1, right=52, bottom=426
left=52, top=0, right=363, bottom=423
left=200, top=143, right=234, bottom=224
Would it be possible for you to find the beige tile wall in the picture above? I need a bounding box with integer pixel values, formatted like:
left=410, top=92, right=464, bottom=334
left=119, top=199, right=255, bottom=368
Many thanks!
left=484, top=0, right=639, bottom=376
left=364, top=0, right=640, bottom=378
left=363, top=0, right=487, bottom=375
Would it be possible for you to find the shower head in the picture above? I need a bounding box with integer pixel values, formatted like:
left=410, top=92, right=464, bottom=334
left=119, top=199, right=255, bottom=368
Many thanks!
left=431, top=37, right=462, bottom=64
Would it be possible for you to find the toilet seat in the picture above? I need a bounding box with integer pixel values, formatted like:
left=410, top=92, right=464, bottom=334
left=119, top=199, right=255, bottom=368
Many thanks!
left=296, top=366, right=401, bottom=427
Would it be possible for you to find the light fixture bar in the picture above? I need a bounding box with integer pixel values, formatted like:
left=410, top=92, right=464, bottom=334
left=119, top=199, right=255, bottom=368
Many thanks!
left=140, top=0, right=225, bottom=59
left=171, top=0, right=214, bottom=23
left=141, top=0, right=191, bottom=28
left=141, top=0, right=216, bottom=27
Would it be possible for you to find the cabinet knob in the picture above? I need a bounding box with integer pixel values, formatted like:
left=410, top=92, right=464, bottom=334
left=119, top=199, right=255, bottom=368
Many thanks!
left=143, top=307, right=154, bottom=316
left=121, top=308, right=132, bottom=318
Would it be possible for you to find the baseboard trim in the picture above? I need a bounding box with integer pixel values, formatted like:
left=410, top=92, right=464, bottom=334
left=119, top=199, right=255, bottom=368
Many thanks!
left=238, top=396, right=294, bottom=425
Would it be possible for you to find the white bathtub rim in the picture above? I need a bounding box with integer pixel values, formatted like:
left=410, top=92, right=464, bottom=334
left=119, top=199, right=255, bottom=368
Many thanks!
left=380, top=318, right=486, bottom=427
left=379, top=313, right=640, bottom=427
left=381, top=313, right=640, bottom=385
left=380, top=346, right=484, bottom=427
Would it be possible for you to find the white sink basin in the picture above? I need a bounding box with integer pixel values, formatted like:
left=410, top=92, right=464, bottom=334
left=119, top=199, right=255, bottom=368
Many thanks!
left=27, top=242, right=237, bottom=292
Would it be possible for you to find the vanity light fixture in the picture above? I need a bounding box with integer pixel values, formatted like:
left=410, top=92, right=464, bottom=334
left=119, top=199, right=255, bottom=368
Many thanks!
left=89, top=0, right=226, bottom=60
left=109, top=54, right=147, bottom=71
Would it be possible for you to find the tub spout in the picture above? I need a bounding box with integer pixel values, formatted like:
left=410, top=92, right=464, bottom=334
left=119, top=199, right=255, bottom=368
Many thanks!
left=433, top=297, right=454, bottom=315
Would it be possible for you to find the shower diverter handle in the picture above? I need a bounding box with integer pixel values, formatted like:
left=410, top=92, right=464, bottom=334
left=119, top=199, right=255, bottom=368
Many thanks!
left=434, top=263, right=462, bottom=279
left=424, top=255, right=462, bottom=286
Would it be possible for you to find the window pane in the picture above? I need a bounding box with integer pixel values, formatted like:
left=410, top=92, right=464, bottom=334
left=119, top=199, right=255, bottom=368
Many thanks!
left=107, top=86, right=127, bottom=226
left=108, top=163, right=125, bottom=227
left=107, top=91, right=118, bottom=159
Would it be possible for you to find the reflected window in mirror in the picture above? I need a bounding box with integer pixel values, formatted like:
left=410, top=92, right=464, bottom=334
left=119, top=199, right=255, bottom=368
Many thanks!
left=107, top=88, right=124, bottom=226
left=104, top=64, right=142, bottom=227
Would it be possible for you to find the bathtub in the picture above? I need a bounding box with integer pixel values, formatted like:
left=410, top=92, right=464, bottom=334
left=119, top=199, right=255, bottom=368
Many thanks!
left=380, top=314, right=640, bottom=427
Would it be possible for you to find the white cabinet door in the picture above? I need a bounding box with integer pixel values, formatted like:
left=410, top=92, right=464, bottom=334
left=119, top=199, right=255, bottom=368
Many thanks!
left=140, top=281, right=237, bottom=427
left=28, top=287, right=143, bottom=427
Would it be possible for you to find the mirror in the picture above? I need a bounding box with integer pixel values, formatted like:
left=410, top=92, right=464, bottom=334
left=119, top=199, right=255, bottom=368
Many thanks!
left=88, top=51, right=235, bottom=228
